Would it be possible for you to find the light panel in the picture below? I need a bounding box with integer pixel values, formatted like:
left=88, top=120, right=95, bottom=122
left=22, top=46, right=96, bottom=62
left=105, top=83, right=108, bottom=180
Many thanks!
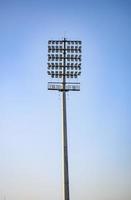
left=47, top=39, right=82, bottom=79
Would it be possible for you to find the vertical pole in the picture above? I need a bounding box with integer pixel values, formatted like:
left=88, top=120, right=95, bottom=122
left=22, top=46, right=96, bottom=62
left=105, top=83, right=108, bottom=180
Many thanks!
left=62, top=38, right=70, bottom=200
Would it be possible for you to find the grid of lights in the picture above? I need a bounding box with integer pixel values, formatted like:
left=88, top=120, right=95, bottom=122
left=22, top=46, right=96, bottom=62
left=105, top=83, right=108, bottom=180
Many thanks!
left=47, top=40, right=82, bottom=79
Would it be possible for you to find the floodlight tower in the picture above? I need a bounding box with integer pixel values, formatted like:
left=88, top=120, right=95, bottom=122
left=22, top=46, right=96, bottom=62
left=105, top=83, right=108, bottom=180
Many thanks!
left=47, top=38, right=82, bottom=200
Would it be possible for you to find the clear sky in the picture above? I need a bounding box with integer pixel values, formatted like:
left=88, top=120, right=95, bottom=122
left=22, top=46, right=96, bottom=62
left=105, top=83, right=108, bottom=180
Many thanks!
left=0, top=0, right=131, bottom=200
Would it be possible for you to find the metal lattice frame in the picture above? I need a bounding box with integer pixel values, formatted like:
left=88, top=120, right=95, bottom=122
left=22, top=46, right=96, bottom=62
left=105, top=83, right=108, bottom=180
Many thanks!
left=47, top=39, right=82, bottom=91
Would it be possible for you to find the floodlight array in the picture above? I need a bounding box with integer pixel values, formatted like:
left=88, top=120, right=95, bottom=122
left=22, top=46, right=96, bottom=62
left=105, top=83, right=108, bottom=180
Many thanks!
left=47, top=40, right=82, bottom=79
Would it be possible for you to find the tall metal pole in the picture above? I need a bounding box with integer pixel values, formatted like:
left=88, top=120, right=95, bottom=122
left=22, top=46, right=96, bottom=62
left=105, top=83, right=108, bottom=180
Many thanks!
left=62, top=38, right=70, bottom=200
left=62, top=90, right=70, bottom=200
left=47, top=38, right=82, bottom=200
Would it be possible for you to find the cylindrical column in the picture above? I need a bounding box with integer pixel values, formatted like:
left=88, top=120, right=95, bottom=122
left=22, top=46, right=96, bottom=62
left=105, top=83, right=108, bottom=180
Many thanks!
left=61, top=90, right=70, bottom=200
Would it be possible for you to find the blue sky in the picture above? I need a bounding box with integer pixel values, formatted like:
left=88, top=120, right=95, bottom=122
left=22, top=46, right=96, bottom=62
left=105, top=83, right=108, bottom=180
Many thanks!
left=0, top=0, right=131, bottom=200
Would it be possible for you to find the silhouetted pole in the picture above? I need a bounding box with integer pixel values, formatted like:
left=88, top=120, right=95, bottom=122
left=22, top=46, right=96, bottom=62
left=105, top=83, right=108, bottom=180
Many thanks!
left=47, top=38, right=82, bottom=200
left=61, top=39, right=70, bottom=200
